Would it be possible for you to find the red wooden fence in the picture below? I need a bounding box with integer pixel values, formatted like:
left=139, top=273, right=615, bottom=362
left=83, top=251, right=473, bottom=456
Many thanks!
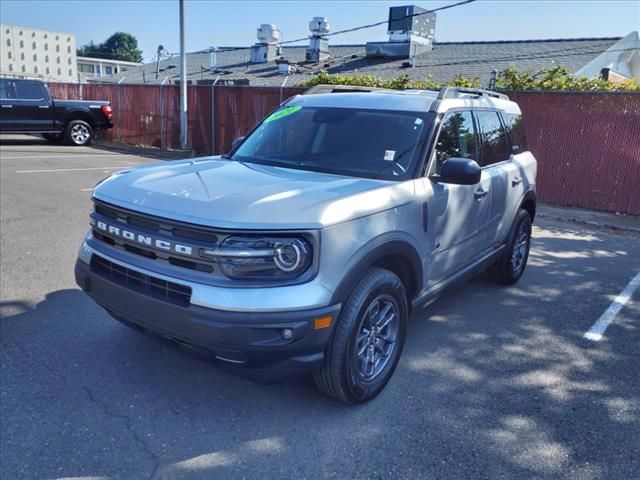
left=45, top=83, right=640, bottom=215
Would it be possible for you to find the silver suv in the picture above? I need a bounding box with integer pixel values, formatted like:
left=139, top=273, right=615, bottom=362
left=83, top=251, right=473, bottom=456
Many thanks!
left=75, top=85, right=537, bottom=404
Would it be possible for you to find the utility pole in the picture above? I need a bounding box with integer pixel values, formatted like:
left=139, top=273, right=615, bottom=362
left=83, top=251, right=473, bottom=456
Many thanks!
left=179, top=0, right=188, bottom=150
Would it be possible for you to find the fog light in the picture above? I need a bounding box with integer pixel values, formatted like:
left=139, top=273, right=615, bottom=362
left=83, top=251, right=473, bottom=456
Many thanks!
left=282, top=328, right=293, bottom=340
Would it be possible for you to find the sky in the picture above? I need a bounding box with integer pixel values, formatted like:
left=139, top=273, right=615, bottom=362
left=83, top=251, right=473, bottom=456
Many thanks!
left=1, top=0, right=638, bottom=62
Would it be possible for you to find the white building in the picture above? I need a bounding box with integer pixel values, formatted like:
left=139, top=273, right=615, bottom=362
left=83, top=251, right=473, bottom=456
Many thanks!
left=575, top=31, right=640, bottom=82
left=77, top=56, right=141, bottom=80
left=0, top=24, right=142, bottom=83
left=0, top=24, right=77, bottom=82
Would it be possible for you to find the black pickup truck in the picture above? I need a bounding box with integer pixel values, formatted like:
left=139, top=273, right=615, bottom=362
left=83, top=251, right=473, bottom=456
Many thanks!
left=0, top=77, right=113, bottom=146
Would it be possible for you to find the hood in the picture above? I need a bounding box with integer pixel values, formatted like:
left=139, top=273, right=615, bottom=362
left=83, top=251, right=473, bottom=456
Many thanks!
left=93, top=157, right=415, bottom=229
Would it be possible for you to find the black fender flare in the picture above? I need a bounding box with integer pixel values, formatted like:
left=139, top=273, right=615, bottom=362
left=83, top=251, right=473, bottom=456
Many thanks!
left=519, top=190, right=537, bottom=222
left=330, top=235, right=423, bottom=305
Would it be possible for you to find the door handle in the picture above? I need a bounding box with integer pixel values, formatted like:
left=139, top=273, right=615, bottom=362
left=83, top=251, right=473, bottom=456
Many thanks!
left=38, top=105, right=50, bottom=109
left=512, top=177, right=522, bottom=187
left=474, top=188, right=489, bottom=200
left=1, top=104, right=12, bottom=108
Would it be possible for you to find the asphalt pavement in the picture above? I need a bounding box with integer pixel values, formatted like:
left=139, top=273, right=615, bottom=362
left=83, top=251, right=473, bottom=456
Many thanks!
left=1, top=135, right=639, bottom=480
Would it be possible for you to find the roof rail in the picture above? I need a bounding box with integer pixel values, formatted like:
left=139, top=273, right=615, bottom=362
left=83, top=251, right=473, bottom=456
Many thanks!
left=437, top=87, right=509, bottom=100
left=303, top=84, right=391, bottom=95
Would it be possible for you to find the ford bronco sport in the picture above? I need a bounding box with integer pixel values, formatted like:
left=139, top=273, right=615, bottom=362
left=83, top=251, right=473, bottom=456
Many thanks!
left=75, top=85, right=537, bottom=404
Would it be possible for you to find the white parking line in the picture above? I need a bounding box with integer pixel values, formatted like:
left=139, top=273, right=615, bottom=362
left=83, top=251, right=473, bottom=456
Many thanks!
left=16, top=166, right=133, bottom=173
left=80, top=188, right=93, bottom=191
left=1, top=154, right=121, bottom=160
left=584, top=271, right=640, bottom=341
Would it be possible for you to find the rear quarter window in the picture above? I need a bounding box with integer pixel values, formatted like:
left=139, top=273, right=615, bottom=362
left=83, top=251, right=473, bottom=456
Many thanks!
left=502, top=113, right=529, bottom=154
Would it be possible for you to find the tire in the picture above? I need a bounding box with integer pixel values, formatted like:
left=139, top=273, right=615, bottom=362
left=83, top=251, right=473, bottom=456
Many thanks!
left=487, top=209, right=532, bottom=285
left=42, top=133, right=63, bottom=143
left=313, top=267, right=408, bottom=404
left=64, top=120, right=93, bottom=146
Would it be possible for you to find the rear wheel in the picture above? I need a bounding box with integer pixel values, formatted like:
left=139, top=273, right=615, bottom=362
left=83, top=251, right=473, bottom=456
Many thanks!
left=313, top=267, right=408, bottom=404
left=64, top=120, right=93, bottom=146
left=487, top=208, right=532, bottom=284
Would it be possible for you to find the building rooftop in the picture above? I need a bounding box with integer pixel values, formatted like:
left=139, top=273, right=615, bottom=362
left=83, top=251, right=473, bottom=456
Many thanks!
left=105, top=37, right=622, bottom=87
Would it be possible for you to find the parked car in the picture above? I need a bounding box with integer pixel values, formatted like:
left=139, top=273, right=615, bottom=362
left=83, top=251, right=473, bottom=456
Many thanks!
left=75, top=85, right=537, bottom=403
left=0, top=77, right=112, bottom=145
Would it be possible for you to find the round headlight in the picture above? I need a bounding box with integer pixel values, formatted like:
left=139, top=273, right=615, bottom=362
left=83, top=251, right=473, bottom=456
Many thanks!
left=274, top=241, right=304, bottom=272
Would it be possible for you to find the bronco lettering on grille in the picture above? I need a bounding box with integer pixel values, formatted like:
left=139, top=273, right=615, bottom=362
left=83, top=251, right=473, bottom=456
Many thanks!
left=96, top=220, right=193, bottom=256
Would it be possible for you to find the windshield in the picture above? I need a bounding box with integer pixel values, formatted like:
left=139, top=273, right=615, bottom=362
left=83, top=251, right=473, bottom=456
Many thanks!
left=231, top=106, right=432, bottom=180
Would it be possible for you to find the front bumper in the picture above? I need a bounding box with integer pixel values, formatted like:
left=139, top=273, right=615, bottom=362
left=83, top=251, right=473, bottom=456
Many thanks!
left=75, top=257, right=340, bottom=383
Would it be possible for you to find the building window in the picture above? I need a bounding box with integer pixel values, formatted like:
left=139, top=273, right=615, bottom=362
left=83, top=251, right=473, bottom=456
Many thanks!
left=105, top=66, right=113, bottom=75
left=6, top=38, right=10, bottom=47
left=68, top=69, right=73, bottom=76
left=21, top=52, right=25, bottom=60
left=32, top=42, right=36, bottom=49
left=67, top=46, right=71, bottom=53
left=19, top=40, right=24, bottom=48
left=5, top=28, right=9, bottom=34
left=19, top=30, right=23, bottom=36
left=34, top=66, right=38, bottom=73
left=44, top=33, right=48, bottom=39
left=45, top=55, right=49, bottom=62
left=44, top=43, right=48, bottom=51
left=56, top=56, right=60, bottom=64
left=68, top=58, right=72, bottom=65
left=21, top=65, right=26, bottom=72
left=33, top=54, right=37, bottom=61
left=8, top=63, right=13, bottom=71
left=56, top=45, right=60, bottom=52
left=7, top=51, right=11, bottom=59
left=32, top=32, right=36, bottom=37
left=67, top=37, right=71, bottom=42
left=46, top=67, right=50, bottom=75
left=57, top=68, right=61, bottom=75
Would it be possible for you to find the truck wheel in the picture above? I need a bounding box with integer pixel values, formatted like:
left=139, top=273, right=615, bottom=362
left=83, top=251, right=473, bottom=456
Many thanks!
left=313, top=267, right=408, bottom=404
left=42, top=133, right=63, bottom=143
left=487, top=209, right=532, bottom=285
left=65, top=120, right=93, bottom=146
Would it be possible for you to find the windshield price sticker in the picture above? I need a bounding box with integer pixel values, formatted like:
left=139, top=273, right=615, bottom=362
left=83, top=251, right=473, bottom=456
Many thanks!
left=384, top=150, right=396, bottom=161
left=264, top=106, right=302, bottom=123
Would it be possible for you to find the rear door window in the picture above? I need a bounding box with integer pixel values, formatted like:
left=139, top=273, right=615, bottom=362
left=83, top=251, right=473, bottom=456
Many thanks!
left=432, top=110, right=477, bottom=174
left=502, top=113, right=529, bottom=154
left=14, top=81, right=45, bottom=100
left=474, top=111, right=509, bottom=167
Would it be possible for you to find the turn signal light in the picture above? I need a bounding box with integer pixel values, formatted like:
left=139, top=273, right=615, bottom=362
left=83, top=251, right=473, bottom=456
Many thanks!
left=314, top=315, right=333, bottom=330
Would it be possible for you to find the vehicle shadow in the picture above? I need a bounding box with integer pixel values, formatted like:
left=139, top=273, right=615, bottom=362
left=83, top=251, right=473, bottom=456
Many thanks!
left=1, top=222, right=639, bottom=479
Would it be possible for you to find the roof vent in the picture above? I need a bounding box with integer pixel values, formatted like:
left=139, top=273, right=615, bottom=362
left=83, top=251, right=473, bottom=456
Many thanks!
left=210, top=46, right=220, bottom=72
left=366, top=5, right=436, bottom=59
left=250, top=24, right=282, bottom=63
left=306, top=17, right=330, bottom=62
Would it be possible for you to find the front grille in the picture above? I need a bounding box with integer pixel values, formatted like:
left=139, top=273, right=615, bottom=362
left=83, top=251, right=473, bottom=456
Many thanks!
left=92, top=200, right=221, bottom=274
left=91, top=255, right=192, bottom=306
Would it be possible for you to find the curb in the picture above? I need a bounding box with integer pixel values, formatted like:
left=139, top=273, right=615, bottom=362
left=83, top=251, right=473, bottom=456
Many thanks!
left=537, top=211, right=640, bottom=235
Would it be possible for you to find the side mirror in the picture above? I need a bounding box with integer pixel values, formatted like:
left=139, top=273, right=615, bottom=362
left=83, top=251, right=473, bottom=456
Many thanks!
left=431, top=157, right=481, bottom=185
left=231, top=136, right=245, bottom=151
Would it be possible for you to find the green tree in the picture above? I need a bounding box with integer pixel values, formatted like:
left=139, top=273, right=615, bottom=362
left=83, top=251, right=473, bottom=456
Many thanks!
left=77, top=32, right=143, bottom=63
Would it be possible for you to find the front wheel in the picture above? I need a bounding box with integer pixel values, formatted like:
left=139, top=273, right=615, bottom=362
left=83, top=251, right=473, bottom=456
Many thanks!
left=487, top=208, right=532, bottom=284
left=64, top=120, right=93, bottom=146
left=313, top=267, right=408, bottom=404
